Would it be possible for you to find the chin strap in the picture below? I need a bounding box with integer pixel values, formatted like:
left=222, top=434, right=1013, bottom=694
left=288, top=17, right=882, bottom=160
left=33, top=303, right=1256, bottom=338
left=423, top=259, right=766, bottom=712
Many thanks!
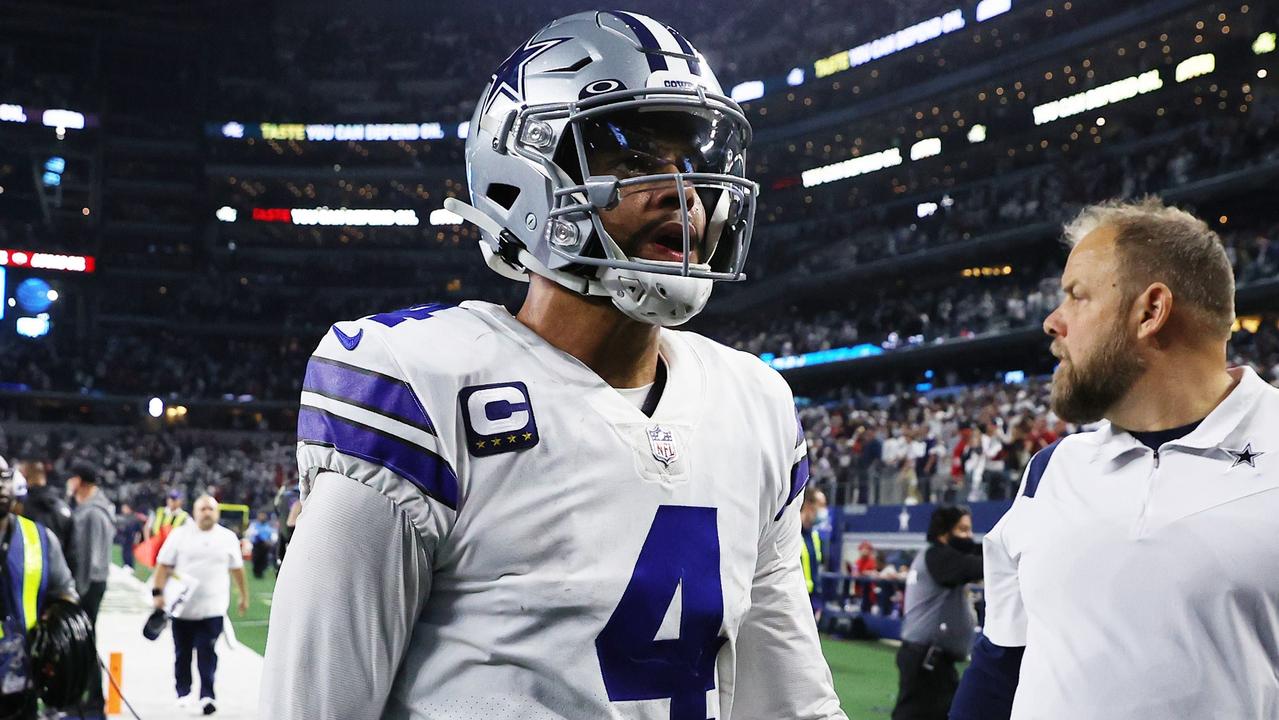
left=443, top=198, right=612, bottom=297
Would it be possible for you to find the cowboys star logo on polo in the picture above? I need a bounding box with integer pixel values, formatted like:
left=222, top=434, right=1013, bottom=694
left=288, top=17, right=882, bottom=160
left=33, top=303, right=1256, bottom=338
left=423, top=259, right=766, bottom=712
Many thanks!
left=1226, top=442, right=1264, bottom=468
left=482, top=36, right=569, bottom=113
left=647, top=425, right=678, bottom=467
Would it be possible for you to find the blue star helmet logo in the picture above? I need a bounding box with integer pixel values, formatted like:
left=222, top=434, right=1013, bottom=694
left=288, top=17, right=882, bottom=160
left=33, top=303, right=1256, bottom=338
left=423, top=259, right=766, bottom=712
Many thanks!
left=483, top=36, right=569, bottom=113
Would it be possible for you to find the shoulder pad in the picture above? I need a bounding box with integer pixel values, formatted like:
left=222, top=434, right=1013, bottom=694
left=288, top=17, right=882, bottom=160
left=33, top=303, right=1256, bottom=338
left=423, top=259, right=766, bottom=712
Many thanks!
left=298, top=304, right=461, bottom=511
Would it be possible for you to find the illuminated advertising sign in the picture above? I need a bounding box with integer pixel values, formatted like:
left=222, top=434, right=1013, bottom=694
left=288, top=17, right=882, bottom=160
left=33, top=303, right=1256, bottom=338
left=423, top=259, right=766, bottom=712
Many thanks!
left=801, top=147, right=903, bottom=188
left=975, top=0, right=1012, bottom=22
left=218, top=122, right=453, bottom=142
left=0, top=104, right=26, bottom=123
left=910, top=137, right=941, bottom=161
left=0, top=249, right=95, bottom=273
left=1031, top=69, right=1163, bottom=125
left=0, top=102, right=94, bottom=130
left=1175, top=53, right=1215, bottom=82
left=817, top=9, right=965, bottom=78
left=760, top=343, right=885, bottom=370
left=247, top=207, right=420, bottom=227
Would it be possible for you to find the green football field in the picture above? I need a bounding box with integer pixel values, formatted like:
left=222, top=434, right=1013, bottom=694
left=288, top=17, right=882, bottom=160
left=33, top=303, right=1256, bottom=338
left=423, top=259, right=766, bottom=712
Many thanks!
left=122, top=550, right=913, bottom=718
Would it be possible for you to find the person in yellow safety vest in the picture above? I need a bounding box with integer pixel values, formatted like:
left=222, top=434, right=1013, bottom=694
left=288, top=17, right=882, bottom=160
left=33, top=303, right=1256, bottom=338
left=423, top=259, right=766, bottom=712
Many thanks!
left=146, top=489, right=190, bottom=540
left=0, top=458, right=78, bottom=719
left=799, top=486, right=829, bottom=618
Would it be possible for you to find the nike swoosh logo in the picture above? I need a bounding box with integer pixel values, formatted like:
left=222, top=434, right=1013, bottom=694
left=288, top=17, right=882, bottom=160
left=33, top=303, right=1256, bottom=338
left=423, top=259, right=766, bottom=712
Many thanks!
left=331, top=325, right=363, bottom=351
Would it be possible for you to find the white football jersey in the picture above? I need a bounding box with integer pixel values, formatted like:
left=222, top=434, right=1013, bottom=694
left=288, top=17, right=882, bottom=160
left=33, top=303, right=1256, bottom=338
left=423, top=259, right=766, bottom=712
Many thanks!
left=268, top=301, right=845, bottom=720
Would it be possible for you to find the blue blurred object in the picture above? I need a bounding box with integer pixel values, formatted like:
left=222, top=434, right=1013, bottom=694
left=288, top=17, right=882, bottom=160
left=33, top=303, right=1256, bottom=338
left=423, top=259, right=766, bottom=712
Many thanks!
left=16, top=277, right=52, bottom=313
left=41, top=171, right=61, bottom=187
left=44, top=156, right=66, bottom=174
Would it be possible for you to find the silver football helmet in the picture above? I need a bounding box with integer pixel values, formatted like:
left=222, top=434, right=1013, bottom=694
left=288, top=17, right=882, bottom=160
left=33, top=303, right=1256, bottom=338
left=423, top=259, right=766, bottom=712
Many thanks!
left=446, top=10, right=759, bottom=326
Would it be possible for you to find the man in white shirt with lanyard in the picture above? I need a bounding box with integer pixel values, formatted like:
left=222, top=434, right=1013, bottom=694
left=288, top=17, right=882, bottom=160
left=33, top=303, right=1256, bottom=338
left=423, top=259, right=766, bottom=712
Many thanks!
left=952, top=197, right=1279, bottom=719
left=153, top=495, right=248, bottom=716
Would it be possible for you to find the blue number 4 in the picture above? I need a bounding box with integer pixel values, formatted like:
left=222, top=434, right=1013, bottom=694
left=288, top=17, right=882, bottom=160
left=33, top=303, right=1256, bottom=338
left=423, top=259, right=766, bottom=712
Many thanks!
left=596, top=506, right=726, bottom=720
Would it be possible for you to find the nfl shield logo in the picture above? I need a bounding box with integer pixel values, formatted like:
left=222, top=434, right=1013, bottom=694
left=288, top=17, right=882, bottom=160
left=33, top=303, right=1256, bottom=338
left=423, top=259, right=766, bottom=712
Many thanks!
left=647, top=425, right=678, bottom=467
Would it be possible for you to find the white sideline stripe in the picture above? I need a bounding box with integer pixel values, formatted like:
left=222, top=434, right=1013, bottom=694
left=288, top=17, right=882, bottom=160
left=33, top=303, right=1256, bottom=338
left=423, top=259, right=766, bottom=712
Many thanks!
left=300, top=390, right=443, bottom=454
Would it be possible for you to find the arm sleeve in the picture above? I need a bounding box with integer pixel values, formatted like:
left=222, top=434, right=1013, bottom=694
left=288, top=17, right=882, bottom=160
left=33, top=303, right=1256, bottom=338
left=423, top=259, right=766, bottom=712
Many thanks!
left=924, top=544, right=985, bottom=588
left=43, top=529, right=78, bottom=602
left=950, top=493, right=1029, bottom=719
left=259, top=471, right=431, bottom=720
left=731, top=501, right=847, bottom=720
left=156, top=527, right=179, bottom=567
left=950, top=636, right=1024, bottom=720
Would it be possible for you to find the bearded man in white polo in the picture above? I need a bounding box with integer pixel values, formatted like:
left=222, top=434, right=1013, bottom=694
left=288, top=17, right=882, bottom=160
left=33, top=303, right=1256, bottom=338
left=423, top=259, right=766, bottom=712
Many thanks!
left=952, top=197, right=1279, bottom=719
left=152, top=495, right=249, bottom=716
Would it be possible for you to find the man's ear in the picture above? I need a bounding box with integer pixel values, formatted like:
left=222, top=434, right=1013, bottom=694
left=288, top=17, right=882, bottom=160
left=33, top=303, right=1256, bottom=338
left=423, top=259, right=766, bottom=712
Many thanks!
left=1134, top=282, right=1173, bottom=341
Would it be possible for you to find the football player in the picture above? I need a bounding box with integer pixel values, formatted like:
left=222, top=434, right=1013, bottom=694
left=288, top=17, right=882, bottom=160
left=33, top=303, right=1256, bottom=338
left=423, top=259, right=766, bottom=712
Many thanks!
left=261, top=11, right=846, bottom=720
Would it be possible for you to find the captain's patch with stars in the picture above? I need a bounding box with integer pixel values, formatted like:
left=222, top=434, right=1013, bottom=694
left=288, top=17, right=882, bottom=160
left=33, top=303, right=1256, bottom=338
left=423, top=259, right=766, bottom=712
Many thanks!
left=460, top=382, right=540, bottom=457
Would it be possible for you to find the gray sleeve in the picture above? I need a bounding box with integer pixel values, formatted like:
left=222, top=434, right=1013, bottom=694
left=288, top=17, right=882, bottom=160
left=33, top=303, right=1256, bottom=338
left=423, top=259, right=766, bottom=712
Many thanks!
left=71, top=512, right=88, bottom=595
left=90, top=511, right=113, bottom=581
left=731, top=502, right=847, bottom=720
left=43, top=529, right=78, bottom=603
left=259, top=471, right=431, bottom=720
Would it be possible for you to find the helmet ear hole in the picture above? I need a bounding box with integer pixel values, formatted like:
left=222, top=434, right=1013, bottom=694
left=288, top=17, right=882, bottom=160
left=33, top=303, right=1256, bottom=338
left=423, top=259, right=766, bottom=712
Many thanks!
left=486, top=183, right=521, bottom=210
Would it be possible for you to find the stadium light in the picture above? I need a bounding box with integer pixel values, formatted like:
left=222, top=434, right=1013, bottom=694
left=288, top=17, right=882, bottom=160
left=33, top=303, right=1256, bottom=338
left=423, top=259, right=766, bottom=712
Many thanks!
left=786, top=67, right=805, bottom=86
left=46, top=289, right=58, bottom=302
left=1175, top=53, right=1215, bottom=83
left=0, top=104, right=26, bottom=123
left=457, top=121, right=470, bottom=139
left=148, top=397, right=164, bottom=418
left=41, top=109, right=84, bottom=131
left=910, top=137, right=941, bottom=161
left=730, top=81, right=765, bottom=103
left=15, top=314, right=50, bottom=339
left=215, top=206, right=238, bottom=223
left=221, top=121, right=245, bottom=138
left=1032, top=69, right=1163, bottom=125
left=917, top=202, right=939, bottom=218
left=801, top=147, right=903, bottom=188
left=967, top=124, right=987, bottom=143
left=975, top=0, right=1012, bottom=22
left=1254, top=32, right=1276, bottom=55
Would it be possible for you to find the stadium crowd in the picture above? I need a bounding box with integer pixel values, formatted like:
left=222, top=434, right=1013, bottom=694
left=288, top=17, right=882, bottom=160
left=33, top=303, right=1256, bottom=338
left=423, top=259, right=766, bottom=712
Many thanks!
left=3, top=319, right=1276, bottom=530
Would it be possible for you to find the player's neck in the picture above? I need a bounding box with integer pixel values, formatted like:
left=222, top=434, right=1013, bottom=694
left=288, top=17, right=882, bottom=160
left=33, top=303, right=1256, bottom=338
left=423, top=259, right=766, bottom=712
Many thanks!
left=1106, top=348, right=1236, bottom=433
left=516, top=277, right=660, bottom=389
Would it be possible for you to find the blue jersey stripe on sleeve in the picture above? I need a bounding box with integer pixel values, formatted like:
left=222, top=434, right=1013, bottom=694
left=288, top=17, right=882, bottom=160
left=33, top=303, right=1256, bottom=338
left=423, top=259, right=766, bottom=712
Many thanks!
left=1023, top=438, right=1063, bottom=498
left=303, top=355, right=435, bottom=435
left=774, top=455, right=810, bottom=521
left=298, top=407, right=458, bottom=510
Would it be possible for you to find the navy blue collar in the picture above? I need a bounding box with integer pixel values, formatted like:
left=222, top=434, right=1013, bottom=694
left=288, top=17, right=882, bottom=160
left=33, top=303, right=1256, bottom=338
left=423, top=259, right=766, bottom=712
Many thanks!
left=1127, top=419, right=1204, bottom=451
left=639, top=358, right=667, bottom=418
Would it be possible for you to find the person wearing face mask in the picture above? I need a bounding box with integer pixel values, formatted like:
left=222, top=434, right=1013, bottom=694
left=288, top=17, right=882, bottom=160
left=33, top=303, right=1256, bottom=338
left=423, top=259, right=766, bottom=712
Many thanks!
left=799, top=487, right=829, bottom=619
left=893, top=505, right=982, bottom=720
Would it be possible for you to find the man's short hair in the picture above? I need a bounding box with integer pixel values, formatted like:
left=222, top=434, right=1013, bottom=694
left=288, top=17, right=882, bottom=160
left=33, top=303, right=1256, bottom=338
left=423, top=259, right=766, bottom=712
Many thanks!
left=926, top=505, right=971, bottom=543
left=802, top=486, right=825, bottom=507
left=71, top=464, right=98, bottom=486
left=1063, top=196, right=1235, bottom=337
